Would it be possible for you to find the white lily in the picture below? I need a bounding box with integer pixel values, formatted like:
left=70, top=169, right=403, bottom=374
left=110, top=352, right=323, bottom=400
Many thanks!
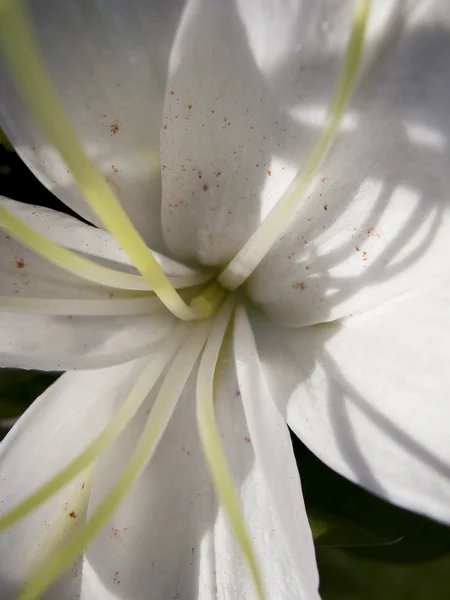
left=0, top=1, right=449, bottom=599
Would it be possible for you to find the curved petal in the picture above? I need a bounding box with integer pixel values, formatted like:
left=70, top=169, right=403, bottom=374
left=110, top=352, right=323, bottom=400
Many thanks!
left=0, top=0, right=185, bottom=250
left=160, top=0, right=403, bottom=266
left=0, top=359, right=147, bottom=599
left=1, top=198, right=210, bottom=290
left=233, top=305, right=319, bottom=599
left=80, top=343, right=317, bottom=599
left=0, top=199, right=182, bottom=370
left=251, top=277, right=450, bottom=525
left=0, top=308, right=175, bottom=371
left=248, top=3, right=450, bottom=327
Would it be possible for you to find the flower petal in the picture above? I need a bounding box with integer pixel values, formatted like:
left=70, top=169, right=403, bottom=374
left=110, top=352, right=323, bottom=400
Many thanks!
left=0, top=1, right=184, bottom=250
left=81, top=342, right=318, bottom=599
left=248, top=3, right=450, bottom=326
left=0, top=199, right=181, bottom=370
left=1, top=198, right=209, bottom=292
left=251, top=277, right=450, bottom=525
left=233, top=305, right=319, bottom=598
left=160, top=0, right=402, bottom=266
left=0, top=359, right=147, bottom=599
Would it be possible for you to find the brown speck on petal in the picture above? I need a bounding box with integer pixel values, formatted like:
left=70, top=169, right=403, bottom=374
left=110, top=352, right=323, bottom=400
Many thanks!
left=324, top=205, right=328, bottom=211
left=111, top=165, right=119, bottom=173
left=69, top=511, right=77, bottom=519
left=110, top=123, right=119, bottom=135
left=15, top=258, right=25, bottom=269
left=203, top=184, right=209, bottom=192
left=267, top=170, right=272, bottom=176
left=170, top=90, right=175, bottom=95
left=293, top=282, right=306, bottom=291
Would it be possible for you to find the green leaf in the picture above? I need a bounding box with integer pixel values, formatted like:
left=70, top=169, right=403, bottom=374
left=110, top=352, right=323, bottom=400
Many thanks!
left=308, top=509, right=402, bottom=548
left=318, top=546, right=450, bottom=600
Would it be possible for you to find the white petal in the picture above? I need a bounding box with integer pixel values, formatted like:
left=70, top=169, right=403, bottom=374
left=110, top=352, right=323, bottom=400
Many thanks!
left=1, top=198, right=209, bottom=291
left=0, top=1, right=184, bottom=250
left=0, top=199, right=201, bottom=371
left=0, top=307, right=175, bottom=371
left=248, top=3, right=450, bottom=326
left=251, top=277, right=450, bottom=525
left=82, top=343, right=317, bottom=599
left=160, top=0, right=402, bottom=266
left=233, top=305, right=319, bottom=598
left=0, top=359, right=147, bottom=599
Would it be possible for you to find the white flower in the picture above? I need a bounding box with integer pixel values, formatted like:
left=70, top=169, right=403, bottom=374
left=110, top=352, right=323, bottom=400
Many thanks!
left=0, top=1, right=449, bottom=600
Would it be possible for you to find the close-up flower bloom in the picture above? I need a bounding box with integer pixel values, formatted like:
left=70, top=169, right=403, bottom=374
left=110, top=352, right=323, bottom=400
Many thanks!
left=0, top=0, right=449, bottom=599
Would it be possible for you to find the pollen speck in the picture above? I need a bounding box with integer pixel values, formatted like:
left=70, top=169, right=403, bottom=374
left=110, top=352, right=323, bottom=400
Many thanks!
left=15, top=258, right=25, bottom=269
left=69, top=511, right=77, bottom=519
left=267, top=170, right=272, bottom=176
left=111, top=165, right=118, bottom=172
left=293, top=282, right=306, bottom=290
left=110, top=123, right=119, bottom=135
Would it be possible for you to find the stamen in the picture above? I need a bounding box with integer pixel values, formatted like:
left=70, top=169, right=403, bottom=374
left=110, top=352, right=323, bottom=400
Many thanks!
left=0, top=1, right=198, bottom=320
left=196, top=297, right=266, bottom=600
left=190, top=280, right=226, bottom=319
left=17, top=321, right=211, bottom=600
left=219, top=0, right=371, bottom=290
left=0, top=326, right=187, bottom=533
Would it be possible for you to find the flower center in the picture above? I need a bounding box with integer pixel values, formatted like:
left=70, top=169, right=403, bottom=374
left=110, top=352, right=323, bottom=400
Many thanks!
left=1, top=0, right=370, bottom=324
left=0, top=2, right=370, bottom=599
